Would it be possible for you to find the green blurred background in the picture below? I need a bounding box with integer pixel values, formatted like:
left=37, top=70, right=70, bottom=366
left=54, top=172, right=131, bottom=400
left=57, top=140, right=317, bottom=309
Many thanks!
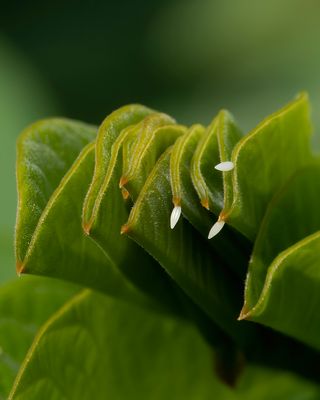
left=1, top=0, right=320, bottom=282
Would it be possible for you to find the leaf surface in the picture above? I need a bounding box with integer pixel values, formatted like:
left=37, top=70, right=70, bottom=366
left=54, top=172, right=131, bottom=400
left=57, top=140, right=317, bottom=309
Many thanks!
left=16, top=115, right=180, bottom=314
left=0, top=276, right=77, bottom=399
left=169, top=124, right=249, bottom=279
left=10, top=291, right=320, bottom=400
left=16, top=118, right=96, bottom=266
left=82, top=110, right=185, bottom=314
left=124, top=148, right=255, bottom=347
left=20, top=140, right=170, bottom=311
left=241, top=164, right=320, bottom=349
left=224, top=94, right=312, bottom=239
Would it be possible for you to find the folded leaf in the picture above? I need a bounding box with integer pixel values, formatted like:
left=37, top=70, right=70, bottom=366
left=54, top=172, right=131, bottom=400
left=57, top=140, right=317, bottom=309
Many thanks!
left=191, top=110, right=241, bottom=214
left=82, top=104, right=154, bottom=225
left=124, top=148, right=255, bottom=347
left=224, top=93, right=312, bottom=239
left=169, top=124, right=249, bottom=279
left=16, top=118, right=97, bottom=267
left=18, top=139, right=171, bottom=312
left=120, top=113, right=181, bottom=198
left=241, top=164, right=320, bottom=349
left=82, top=110, right=185, bottom=314
left=14, top=94, right=320, bottom=387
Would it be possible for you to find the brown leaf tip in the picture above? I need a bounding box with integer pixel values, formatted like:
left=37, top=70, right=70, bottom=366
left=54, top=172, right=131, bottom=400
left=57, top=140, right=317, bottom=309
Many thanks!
left=82, top=221, right=92, bottom=236
left=238, top=305, right=250, bottom=321
left=121, top=187, right=130, bottom=200
left=201, top=198, right=210, bottom=210
left=120, top=224, right=131, bottom=235
left=16, top=260, right=25, bottom=276
left=119, top=176, right=128, bottom=189
left=219, top=210, right=228, bottom=222
left=172, top=196, right=181, bottom=207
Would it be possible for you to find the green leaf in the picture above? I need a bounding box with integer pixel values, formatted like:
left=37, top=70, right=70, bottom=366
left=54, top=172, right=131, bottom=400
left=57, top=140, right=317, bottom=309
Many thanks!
left=119, top=113, right=182, bottom=199
left=9, top=290, right=320, bottom=400
left=241, top=164, right=320, bottom=350
left=14, top=95, right=320, bottom=392
left=18, top=139, right=163, bottom=310
left=190, top=121, right=221, bottom=212
left=82, top=108, right=186, bottom=314
left=82, top=104, right=154, bottom=226
left=123, top=148, right=255, bottom=347
left=215, top=110, right=243, bottom=213
left=170, top=121, right=249, bottom=279
left=236, top=366, right=320, bottom=400
left=0, top=276, right=77, bottom=398
left=16, top=118, right=97, bottom=267
left=9, top=290, right=226, bottom=400
left=224, top=93, right=312, bottom=239
left=190, top=110, right=241, bottom=215
left=15, top=115, right=178, bottom=313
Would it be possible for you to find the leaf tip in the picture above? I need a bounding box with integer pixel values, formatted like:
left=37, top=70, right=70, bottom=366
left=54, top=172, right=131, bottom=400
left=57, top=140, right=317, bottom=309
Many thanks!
left=201, top=198, right=210, bottom=210
left=82, top=221, right=92, bottom=236
left=119, top=176, right=128, bottom=189
left=121, top=187, right=130, bottom=200
left=120, top=223, right=131, bottom=235
left=16, top=260, right=25, bottom=276
left=238, top=305, right=250, bottom=321
left=172, top=196, right=181, bottom=207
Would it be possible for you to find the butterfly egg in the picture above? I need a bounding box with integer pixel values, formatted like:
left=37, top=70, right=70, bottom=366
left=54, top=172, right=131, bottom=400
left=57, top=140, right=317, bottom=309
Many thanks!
left=208, top=220, right=225, bottom=239
left=214, top=161, right=234, bottom=171
left=170, top=206, right=182, bottom=229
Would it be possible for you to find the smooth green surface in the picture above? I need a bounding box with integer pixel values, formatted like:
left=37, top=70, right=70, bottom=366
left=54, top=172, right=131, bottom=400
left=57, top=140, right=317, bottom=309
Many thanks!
left=248, top=233, right=320, bottom=350
left=245, top=164, right=320, bottom=306
left=242, top=164, right=320, bottom=349
left=9, top=290, right=224, bottom=400
left=225, top=93, right=312, bottom=239
left=9, top=290, right=320, bottom=400
left=0, top=276, right=77, bottom=399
